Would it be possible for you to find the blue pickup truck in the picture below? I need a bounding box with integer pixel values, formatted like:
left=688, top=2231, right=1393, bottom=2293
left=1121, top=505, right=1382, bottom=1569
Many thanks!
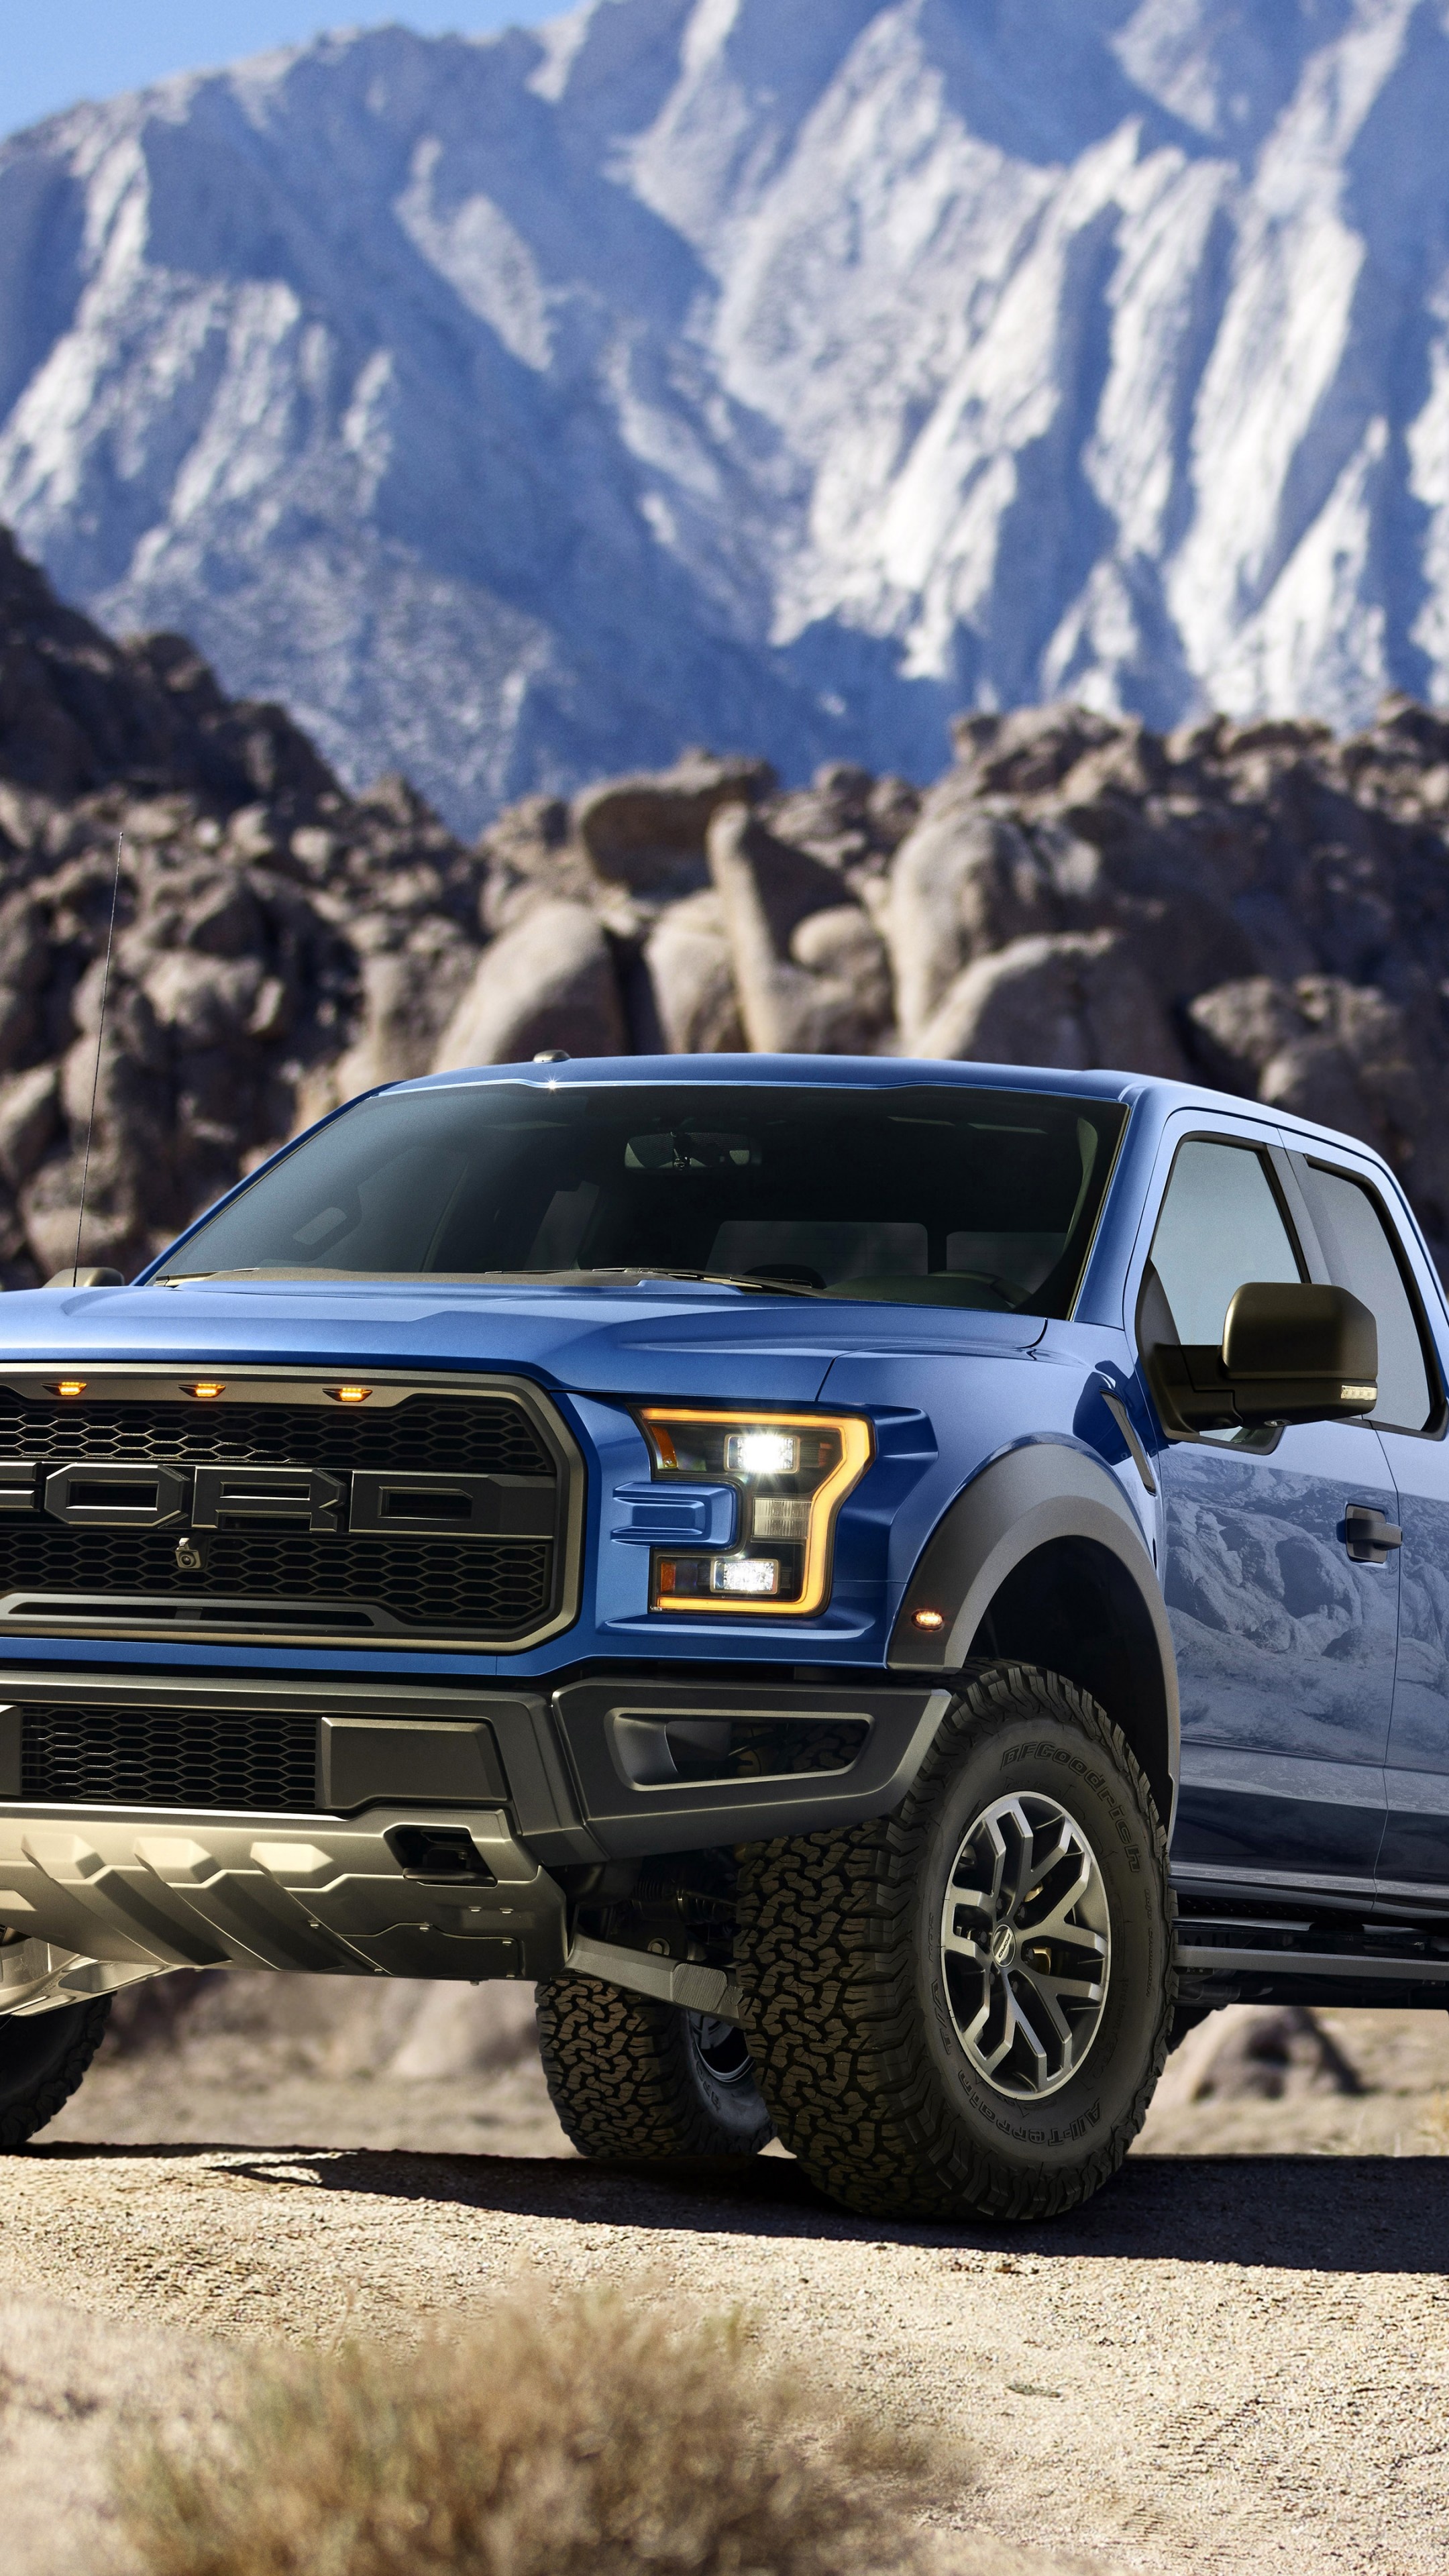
left=0, top=1053, right=1440, bottom=2220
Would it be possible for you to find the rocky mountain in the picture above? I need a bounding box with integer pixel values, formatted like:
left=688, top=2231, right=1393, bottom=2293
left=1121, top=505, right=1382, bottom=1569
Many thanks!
left=0, top=525, right=491, bottom=1281
left=3, top=2, right=1449, bottom=832
left=3, top=521, right=1449, bottom=1285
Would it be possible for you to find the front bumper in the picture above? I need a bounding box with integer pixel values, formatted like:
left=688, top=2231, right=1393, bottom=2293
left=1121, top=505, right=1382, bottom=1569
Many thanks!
left=0, top=1668, right=949, bottom=2012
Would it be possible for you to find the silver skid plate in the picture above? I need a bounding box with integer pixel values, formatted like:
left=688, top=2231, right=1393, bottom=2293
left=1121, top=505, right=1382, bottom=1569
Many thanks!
left=0, top=1804, right=568, bottom=2012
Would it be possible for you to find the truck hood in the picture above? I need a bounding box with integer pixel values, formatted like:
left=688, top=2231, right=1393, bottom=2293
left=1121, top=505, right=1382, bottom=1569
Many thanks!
left=0, top=1278, right=1045, bottom=1403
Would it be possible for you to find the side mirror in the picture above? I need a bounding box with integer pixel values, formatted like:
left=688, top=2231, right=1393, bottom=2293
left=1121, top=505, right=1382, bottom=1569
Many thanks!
left=1145, top=1281, right=1377, bottom=1436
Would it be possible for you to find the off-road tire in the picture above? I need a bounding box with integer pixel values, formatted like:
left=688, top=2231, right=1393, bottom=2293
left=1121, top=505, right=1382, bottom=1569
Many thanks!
left=0, top=1996, right=112, bottom=2149
left=734, top=1664, right=1174, bottom=2222
left=535, top=1975, right=772, bottom=2157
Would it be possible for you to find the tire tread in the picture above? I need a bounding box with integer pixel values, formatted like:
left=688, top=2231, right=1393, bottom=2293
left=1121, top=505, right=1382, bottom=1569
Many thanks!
left=0, top=1996, right=112, bottom=2151
left=734, top=1662, right=1175, bottom=2222
left=535, top=1974, right=769, bottom=2158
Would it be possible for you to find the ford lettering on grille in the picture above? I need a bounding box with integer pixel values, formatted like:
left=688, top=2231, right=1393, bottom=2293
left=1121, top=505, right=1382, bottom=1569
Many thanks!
left=0, top=1461, right=552, bottom=1537
left=0, top=1379, right=578, bottom=1650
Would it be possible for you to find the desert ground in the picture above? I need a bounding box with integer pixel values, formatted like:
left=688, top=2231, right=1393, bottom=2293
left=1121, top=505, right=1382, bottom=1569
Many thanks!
left=0, top=1978, right=1443, bottom=2575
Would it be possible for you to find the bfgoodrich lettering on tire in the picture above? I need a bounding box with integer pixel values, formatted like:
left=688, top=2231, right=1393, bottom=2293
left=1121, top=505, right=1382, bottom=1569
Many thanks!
left=733, top=1664, right=1175, bottom=2222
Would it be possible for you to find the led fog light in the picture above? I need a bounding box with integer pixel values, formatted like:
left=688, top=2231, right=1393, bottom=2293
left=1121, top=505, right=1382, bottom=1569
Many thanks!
left=709, top=1556, right=780, bottom=1596
left=638, top=1406, right=872, bottom=1615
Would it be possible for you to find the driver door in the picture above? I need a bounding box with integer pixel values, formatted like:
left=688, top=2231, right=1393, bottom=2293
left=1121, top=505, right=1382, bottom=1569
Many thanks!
left=1136, top=1129, right=1397, bottom=1890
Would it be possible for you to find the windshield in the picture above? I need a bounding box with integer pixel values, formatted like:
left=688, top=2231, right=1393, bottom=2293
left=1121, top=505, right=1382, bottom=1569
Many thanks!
left=155, top=1082, right=1127, bottom=1316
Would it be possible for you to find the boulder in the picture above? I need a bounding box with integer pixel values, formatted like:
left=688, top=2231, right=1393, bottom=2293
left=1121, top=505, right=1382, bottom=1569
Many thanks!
left=643, top=891, right=746, bottom=1054
left=432, top=899, right=627, bottom=1069
left=19, top=1151, right=132, bottom=1279
left=1155, top=2004, right=1360, bottom=2106
left=385, top=1983, right=539, bottom=2080
left=764, top=761, right=877, bottom=867
left=708, top=804, right=873, bottom=1053
left=329, top=938, right=476, bottom=1097
left=1185, top=973, right=1449, bottom=1245
left=142, top=954, right=266, bottom=1053
left=0, top=1065, right=60, bottom=1189
left=788, top=904, right=894, bottom=1039
left=918, top=929, right=1188, bottom=1077
left=574, top=752, right=775, bottom=892
left=105, top=1968, right=539, bottom=2080
left=887, top=797, right=1056, bottom=1046
left=480, top=793, right=600, bottom=933
left=949, top=703, right=1123, bottom=800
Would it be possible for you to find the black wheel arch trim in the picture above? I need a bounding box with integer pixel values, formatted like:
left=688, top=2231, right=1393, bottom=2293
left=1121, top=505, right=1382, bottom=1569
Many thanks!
left=886, top=1440, right=1179, bottom=1834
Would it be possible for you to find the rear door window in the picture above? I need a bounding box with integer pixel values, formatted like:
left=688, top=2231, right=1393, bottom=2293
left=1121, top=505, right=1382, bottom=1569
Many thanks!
left=1293, top=1161, right=1437, bottom=1432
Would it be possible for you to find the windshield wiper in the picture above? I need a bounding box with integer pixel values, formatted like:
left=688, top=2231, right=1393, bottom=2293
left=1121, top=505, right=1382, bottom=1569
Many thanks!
left=558, top=1267, right=826, bottom=1297
left=151, top=1265, right=824, bottom=1295
left=154, top=1267, right=358, bottom=1284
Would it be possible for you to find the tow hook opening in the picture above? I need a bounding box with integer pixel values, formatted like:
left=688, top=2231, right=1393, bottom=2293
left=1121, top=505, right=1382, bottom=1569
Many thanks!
left=386, top=1825, right=497, bottom=1884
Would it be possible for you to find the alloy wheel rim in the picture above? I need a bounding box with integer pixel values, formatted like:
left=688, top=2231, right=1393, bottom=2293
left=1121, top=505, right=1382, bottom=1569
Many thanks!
left=688, top=2011, right=755, bottom=2086
left=940, top=1790, right=1111, bottom=2100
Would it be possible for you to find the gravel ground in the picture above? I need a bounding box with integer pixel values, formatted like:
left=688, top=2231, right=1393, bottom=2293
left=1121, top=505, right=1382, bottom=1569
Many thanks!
left=7, top=1997, right=1449, bottom=2576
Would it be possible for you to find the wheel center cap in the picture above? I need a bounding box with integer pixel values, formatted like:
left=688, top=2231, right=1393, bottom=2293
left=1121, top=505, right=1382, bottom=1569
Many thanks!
left=990, top=1922, right=1018, bottom=1969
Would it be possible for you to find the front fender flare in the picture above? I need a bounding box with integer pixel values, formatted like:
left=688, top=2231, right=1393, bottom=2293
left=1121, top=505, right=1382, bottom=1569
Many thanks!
left=886, top=1440, right=1179, bottom=1829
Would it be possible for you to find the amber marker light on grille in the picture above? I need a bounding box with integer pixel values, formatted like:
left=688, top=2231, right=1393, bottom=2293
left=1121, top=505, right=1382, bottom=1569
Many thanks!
left=328, top=1385, right=372, bottom=1403
left=186, top=1382, right=225, bottom=1399
left=913, top=1607, right=945, bottom=1632
left=53, top=1380, right=87, bottom=1397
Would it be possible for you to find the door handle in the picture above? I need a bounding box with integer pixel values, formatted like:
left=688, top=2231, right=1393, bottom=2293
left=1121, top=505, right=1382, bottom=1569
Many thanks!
left=1343, top=1504, right=1403, bottom=1564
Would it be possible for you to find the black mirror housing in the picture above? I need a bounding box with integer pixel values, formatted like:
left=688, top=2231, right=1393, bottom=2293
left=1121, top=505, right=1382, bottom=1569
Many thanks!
left=1146, top=1281, right=1378, bottom=1435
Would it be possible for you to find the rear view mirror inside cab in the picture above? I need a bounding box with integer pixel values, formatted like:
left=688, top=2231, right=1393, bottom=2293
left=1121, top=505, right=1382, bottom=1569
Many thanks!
left=624, top=1132, right=760, bottom=1171
left=1142, top=1277, right=1379, bottom=1436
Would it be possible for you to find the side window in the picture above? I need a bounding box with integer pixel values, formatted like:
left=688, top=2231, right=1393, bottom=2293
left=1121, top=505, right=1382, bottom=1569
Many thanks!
left=1146, top=1139, right=1302, bottom=1346
left=1295, top=1162, right=1436, bottom=1433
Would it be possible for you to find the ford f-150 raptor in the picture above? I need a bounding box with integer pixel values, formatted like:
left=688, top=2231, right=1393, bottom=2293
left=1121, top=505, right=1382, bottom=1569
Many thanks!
left=0, top=1053, right=1441, bottom=2222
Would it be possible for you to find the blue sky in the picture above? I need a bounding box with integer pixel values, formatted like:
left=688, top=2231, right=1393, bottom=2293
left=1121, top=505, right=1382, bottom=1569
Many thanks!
left=1, top=2, right=561, bottom=137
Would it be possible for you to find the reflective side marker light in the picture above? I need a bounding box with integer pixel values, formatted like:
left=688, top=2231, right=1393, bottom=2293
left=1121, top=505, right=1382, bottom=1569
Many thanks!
left=913, top=1607, right=945, bottom=1631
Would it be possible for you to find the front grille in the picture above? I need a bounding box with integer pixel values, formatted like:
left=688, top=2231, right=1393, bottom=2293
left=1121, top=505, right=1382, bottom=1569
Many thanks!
left=0, top=1529, right=553, bottom=1631
left=0, top=1394, right=550, bottom=1477
left=0, top=1381, right=571, bottom=1646
left=19, top=1700, right=318, bottom=1811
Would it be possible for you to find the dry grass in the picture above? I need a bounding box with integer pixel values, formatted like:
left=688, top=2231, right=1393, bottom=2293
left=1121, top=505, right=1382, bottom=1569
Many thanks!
left=118, top=2284, right=949, bottom=2576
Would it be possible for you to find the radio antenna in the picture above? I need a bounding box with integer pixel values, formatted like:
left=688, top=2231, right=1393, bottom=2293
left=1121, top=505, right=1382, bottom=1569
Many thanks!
left=70, top=830, right=125, bottom=1287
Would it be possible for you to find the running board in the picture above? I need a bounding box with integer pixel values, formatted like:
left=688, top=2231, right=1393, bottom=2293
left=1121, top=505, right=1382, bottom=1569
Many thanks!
left=1177, top=1915, right=1449, bottom=2004
left=1179, top=1940, right=1449, bottom=1985
left=566, top=1931, right=741, bottom=2023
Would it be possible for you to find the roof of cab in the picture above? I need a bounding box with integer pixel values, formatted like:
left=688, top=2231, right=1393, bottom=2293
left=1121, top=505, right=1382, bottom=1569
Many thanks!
left=388, top=1053, right=1382, bottom=1157
left=396, top=1053, right=1157, bottom=1104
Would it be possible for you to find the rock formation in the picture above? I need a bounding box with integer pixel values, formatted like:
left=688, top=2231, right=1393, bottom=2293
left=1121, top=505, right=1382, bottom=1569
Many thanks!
left=0, top=526, right=486, bottom=1281
left=3, top=521, right=1448, bottom=1283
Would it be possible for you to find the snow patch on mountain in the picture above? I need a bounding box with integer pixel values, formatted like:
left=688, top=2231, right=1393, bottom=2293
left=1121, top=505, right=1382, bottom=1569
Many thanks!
left=1, top=0, right=1447, bottom=829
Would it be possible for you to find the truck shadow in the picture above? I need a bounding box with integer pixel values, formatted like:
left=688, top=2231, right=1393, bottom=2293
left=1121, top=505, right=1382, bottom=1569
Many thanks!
left=32, top=2140, right=1449, bottom=2272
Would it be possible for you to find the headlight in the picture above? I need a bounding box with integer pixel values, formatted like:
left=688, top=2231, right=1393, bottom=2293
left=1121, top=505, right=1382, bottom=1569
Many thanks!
left=637, top=1407, right=873, bottom=1615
